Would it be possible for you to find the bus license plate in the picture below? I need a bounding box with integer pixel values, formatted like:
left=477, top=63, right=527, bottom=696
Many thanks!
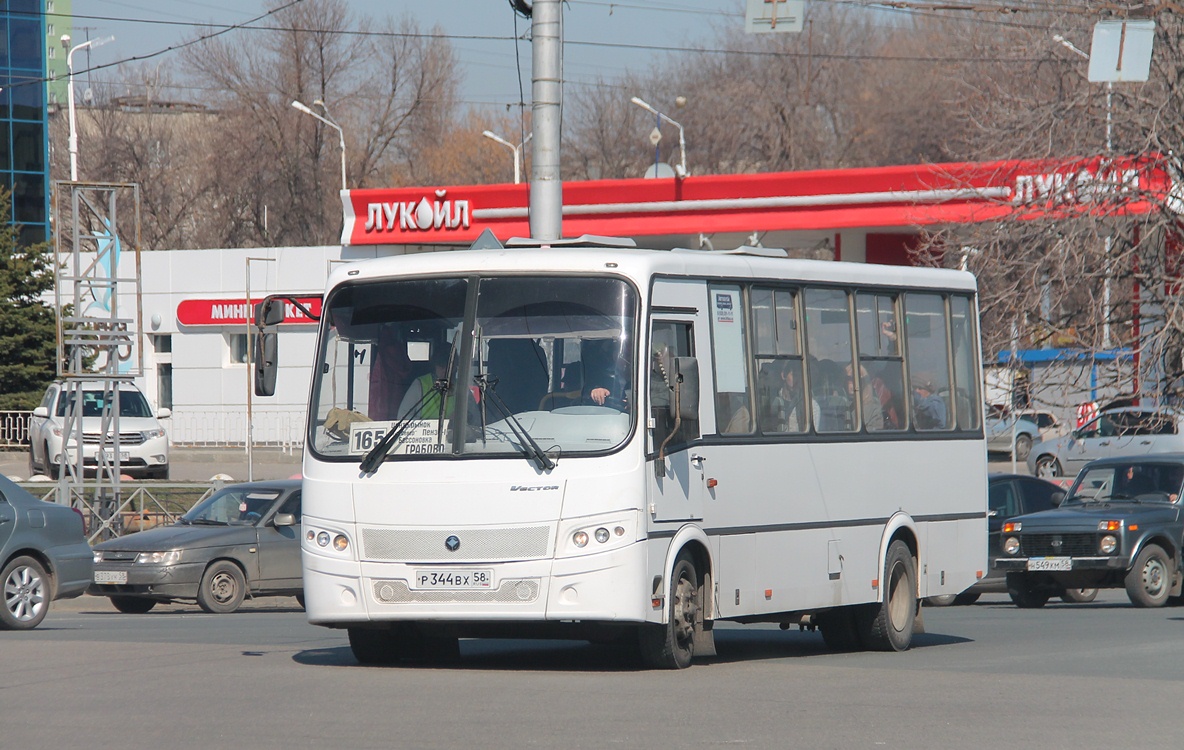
left=1028, top=558, right=1072, bottom=571
left=413, top=569, right=493, bottom=590
left=94, top=570, right=128, bottom=584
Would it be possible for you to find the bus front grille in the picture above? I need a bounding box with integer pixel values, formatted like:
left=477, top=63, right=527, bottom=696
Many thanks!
left=371, top=579, right=541, bottom=604
left=360, top=526, right=551, bottom=562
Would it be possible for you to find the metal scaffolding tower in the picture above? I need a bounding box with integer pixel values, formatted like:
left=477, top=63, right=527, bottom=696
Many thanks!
left=52, top=181, right=143, bottom=539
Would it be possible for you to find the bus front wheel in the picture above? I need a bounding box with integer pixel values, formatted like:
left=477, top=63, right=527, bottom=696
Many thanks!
left=639, top=553, right=700, bottom=669
left=856, top=540, right=916, bottom=652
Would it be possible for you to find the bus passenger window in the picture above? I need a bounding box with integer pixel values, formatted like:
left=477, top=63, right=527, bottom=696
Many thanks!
left=803, top=287, right=856, bottom=433
left=903, top=293, right=953, bottom=431
left=709, top=285, right=752, bottom=436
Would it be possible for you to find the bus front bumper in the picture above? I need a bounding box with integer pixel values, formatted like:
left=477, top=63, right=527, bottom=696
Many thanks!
left=303, top=541, right=649, bottom=626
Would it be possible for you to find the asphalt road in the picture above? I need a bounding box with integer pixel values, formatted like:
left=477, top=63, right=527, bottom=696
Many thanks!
left=6, top=590, right=1184, bottom=750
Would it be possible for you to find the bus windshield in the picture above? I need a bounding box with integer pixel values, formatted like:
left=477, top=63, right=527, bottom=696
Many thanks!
left=310, top=274, right=638, bottom=461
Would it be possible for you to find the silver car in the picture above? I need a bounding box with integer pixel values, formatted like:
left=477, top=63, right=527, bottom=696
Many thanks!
left=1028, top=407, right=1184, bottom=478
left=984, top=412, right=1041, bottom=461
left=0, top=476, right=94, bottom=629
left=90, top=480, right=302, bottom=614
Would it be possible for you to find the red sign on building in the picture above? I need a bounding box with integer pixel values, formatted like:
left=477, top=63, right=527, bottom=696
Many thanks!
left=177, top=297, right=322, bottom=327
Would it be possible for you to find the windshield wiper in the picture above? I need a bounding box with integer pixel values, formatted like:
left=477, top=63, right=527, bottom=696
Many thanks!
left=359, top=333, right=460, bottom=473
left=187, top=518, right=229, bottom=525
left=474, top=373, right=555, bottom=471
left=359, top=380, right=448, bottom=473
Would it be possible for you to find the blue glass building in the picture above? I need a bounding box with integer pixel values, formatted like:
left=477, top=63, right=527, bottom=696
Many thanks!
left=1, top=0, right=49, bottom=246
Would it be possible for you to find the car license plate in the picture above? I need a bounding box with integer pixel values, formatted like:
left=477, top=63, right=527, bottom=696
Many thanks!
left=98, top=451, right=130, bottom=462
left=412, top=569, right=493, bottom=590
left=1028, top=557, right=1072, bottom=571
left=94, top=570, right=128, bottom=584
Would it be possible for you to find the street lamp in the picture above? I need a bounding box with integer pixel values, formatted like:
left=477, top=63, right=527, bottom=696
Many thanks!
left=630, top=96, right=688, bottom=179
left=1053, top=33, right=1115, bottom=348
left=482, top=130, right=532, bottom=184
left=291, top=99, right=347, bottom=192
left=63, top=34, right=114, bottom=181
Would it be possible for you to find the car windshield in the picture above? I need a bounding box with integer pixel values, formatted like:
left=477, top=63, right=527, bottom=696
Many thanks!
left=309, top=274, right=638, bottom=462
left=56, top=390, right=153, bottom=418
left=183, top=487, right=283, bottom=525
left=1067, top=464, right=1184, bottom=504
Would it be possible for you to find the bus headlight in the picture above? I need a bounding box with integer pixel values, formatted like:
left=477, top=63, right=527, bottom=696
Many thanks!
left=562, top=514, right=639, bottom=556
left=333, top=534, right=349, bottom=552
left=1100, top=535, right=1118, bottom=554
left=1004, top=537, right=1021, bottom=555
left=316, top=531, right=330, bottom=547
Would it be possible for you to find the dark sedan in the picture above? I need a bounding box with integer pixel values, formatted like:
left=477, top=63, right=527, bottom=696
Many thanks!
left=0, top=476, right=93, bottom=629
left=928, top=473, right=1097, bottom=605
left=90, top=480, right=302, bottom=614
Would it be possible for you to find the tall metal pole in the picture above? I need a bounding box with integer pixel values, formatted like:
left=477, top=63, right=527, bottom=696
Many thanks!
left=64, top=35, right=113, bottom=182
left=530, top=0, right=563, bottom=240
left=245, top=257, right=276, bottom=483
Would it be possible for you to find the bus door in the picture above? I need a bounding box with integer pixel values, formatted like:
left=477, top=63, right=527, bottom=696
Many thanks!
left=646, top=315, right=704, bottom=522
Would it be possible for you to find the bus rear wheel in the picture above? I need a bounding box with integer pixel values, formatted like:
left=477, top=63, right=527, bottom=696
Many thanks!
left=639, top=553, right=700, bottom=669
left=856, top=540, right=916, bottom=652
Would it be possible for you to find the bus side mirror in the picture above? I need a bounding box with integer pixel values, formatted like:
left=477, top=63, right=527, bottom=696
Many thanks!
left=254, top=331, right=278, bottom=397
left=670, top=356, right=699, bottom=421
left=253, top=299, right=284, bottom=398
left=256, top=298, right=285, bottom=327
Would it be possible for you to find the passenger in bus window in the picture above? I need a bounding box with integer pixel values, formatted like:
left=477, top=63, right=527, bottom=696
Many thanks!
left=368, top=325, right=413, bottom=421
left=911, top=374, right=948, bottom=429
left=846, top=363, right=883, bottom=431
left=768, top=360, right=810, bottom=433
left=586, top=340, right=631, bottom=409
left=870, top=365, right=903, bottom=429
left=398, top=346, right=453, bottom=419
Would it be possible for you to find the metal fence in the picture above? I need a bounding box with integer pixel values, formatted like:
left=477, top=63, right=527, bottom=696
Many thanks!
left=22, top=480, right=221, bottom=544
left=6, top=408, right=306, bottom=452
left=0, top=411, right=31, bottom=448
left=167, top=409, right=305, bottom=452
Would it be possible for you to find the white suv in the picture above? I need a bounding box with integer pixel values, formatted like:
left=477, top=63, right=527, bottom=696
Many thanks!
left=28, top=382, right=170, bottom=480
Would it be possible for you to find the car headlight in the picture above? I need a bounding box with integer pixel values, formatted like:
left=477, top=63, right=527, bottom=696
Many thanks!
left=1004, top=537, right=1021, bottom=555
left=94, top=550, right=103, bottom=563
left=141, top=428, right=166, bottom=440
left=1100, top=535, right=1118, bottom=554
left=135, top=550, right=181, bottom=565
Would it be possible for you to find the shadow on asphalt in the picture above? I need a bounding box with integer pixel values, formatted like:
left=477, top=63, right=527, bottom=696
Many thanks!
left=291, top=625, right=974, bottom=672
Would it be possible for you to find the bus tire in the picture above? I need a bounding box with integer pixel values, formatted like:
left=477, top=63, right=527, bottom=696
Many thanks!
left=953, top=592, right=981, bottom=606
left=348, top=627, right=400, bottom=665
left=816, top=608, right=863, bottom=651
left=638, top=553, right=699, bottom=669
left=857, top=540, right=916, bottom=652
left=1060, top=587, right=1098, bottom=603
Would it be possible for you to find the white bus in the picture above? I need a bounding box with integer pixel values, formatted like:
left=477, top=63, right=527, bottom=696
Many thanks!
left=256, top=238, right=988, bottom=668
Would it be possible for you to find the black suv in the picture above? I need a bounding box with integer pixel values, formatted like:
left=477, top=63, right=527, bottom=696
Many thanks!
left=994, top=455, right=1184, bottom=608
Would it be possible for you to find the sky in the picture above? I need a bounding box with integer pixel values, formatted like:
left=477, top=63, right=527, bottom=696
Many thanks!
left=70, top=0, right=752, bottom=111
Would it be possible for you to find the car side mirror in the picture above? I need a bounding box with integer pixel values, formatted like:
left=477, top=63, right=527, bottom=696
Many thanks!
left=156, top=407, right=171, bottom=419
left=33, top=406, right=48, bottom=418
left=987, top=509, right=998, bottom=518
left=272, top=513, right=297, bottom=527
left=1051, top=490, right=1066, bottom=507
